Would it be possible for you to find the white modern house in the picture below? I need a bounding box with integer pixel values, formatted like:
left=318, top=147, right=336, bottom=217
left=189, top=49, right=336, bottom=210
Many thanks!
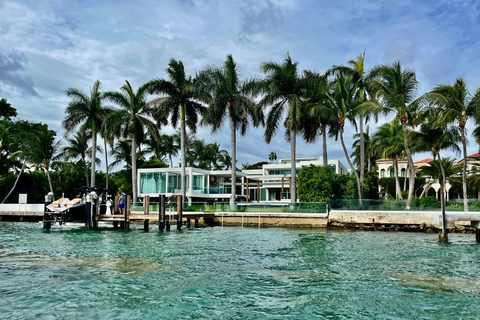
left=138, top=157, right=350, bottom=204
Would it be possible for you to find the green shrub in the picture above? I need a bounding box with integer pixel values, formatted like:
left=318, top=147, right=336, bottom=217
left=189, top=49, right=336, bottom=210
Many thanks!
left=420, top=196, right=440, bottom=209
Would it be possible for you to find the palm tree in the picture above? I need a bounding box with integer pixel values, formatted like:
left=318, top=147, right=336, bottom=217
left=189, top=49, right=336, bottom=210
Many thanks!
left=158, top=134, right=179, bottom=168
left=330, top=52, right=375, bottom=193
left=199, top=54, right=263, bottom=204
left=351, top=126, right=373, bottom=171
left=62, top=129, right=94, bottom=186
left=104, top=80, right=158, bottom=203
left=418, top=158, right=461, bottom=197
left=361, top=61, right=420, bottom=208
left=411, top=112, right=461, bottom=200
left=330, top=73, right=363, bottom=204
left=303, top=71, right=337, bottom=167
left=268, top=152, right=277, bottom=162
left=426, top=78, right=480, bottom=211
left=64, top=80, right=112, bottom=188
left=29, top=126, right=62, bottom=196
left=148, top=59, right=205, bottom=202
left=256, top=53, right=309, bottom=207
left=218, top=150, right=233, bottom=170
left=371, top=121, right=405, bottom=199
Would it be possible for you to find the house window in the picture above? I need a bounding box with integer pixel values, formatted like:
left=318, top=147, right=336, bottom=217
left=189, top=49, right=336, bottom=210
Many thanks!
left=390, top=168, right=395, bottom=178
left=381, top=169, right=385, bottom=178
left=401, top=168, right=406, bottom=177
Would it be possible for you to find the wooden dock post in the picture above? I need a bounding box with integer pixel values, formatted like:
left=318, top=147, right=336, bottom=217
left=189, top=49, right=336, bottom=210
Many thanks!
left=144, top=196, right=150, bottom=231
left=113, top=195, right=119, bottom=229
left=187, top=218, right=191, bottom=228
left=43, top=192, right=53, bottom=229
left=125, top=195, right=131, bottom=230
left=177, top=195, right=183, bottom=230
left=159, top=194, right=165, bottom=232
left=195, top=218, right=199, bottom=228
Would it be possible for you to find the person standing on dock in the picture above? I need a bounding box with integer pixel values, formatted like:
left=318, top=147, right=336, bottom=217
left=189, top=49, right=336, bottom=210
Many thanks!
left=119, top=193, right=126, bottom=215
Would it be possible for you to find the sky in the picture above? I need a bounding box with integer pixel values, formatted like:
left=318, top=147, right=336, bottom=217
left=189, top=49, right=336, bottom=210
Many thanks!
left=1, top=0, right=480, bottom=171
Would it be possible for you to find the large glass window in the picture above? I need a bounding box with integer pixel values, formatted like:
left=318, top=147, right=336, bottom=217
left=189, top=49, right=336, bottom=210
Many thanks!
left=390, top=168, right=395, bottom=178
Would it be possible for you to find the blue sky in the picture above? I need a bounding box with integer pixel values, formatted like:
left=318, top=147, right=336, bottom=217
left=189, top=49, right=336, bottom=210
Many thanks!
left=1, top=0, right=480, bottom=170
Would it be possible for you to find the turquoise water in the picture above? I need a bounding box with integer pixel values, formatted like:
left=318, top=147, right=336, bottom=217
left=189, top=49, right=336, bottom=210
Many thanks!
left=1, top=222, right=480, bottom=319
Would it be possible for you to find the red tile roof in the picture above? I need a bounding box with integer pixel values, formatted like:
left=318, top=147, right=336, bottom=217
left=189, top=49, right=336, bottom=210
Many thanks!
left=414, top=158, right=433, bottom=164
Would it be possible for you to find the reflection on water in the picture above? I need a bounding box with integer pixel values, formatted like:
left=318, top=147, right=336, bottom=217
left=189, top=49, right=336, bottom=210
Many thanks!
left=1, top=222, right=480, bottom=319
left=0, top=251, right=175, bottom=275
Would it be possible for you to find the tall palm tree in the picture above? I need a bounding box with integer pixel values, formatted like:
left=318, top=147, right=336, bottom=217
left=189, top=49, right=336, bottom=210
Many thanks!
left=330, top=52, right=375, bottom=193
left=256, top=53, right=309, bottom=207
left=64, top=80, right=112, bottom=188
left=62, top=129, right=95, bottom=187
left=330, top=73, right=363, bottom=204
left=371, top=121, right=405, bottom=199
left=418, top=158, right=461, bottom=197
left=303, top=71, right=337, bottom=167
left=218, top=150, right=233, bottom=170
left=148, top=59, right=205, bottom=202
left=198, top=54, right=262, bottom=204
left=29, top=126, right=62, bottom=196
left=104, top=80, right=158, bottom=203
left=426, top=78, right=480, bottom=211
left=361, top=61, right=420, bottom=208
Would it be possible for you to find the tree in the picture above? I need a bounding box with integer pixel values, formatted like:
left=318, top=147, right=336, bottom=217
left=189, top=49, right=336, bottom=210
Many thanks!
left=158, top=134, right=179, bottom=168
left=329, top=73, right=364, bottom=205
left=426, top=78, right=480, bottom=211
left=28, top=126, right=62, bottom=197
left=303, top=71, right=336, bottom=167
left=198, top=54, right=262, bottom=205
left=148, top=59, right=205, bottom=202
left=362, top=61, right=420, bottom=208
left=371, top=121, right=404, bottom=199
left=351, top=126, right=373, bottom=171
left=418, top=158, right=461, bottom=195
left=268, top=152, right=277, bottom=162
left=62, top=129, right=96, bottom=187
left=104, top=80, right=158, bottom=202
left=64, top=80, right=112, bottom=188
left=0, top=99, right=17, bottom=120
left=256, top=53, right=309, bottom=207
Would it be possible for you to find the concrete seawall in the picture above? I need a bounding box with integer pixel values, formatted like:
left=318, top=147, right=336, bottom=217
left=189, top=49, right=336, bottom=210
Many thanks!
left=213, top=212, right=329, bottom=228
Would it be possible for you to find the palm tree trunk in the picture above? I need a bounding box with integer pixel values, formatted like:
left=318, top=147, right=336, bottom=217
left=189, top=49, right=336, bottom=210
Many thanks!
left=322, top=126, right=328, bottom=167
left=403, top=163, right=408, bottom=191
left=104, top=139, right=109, bottom=192
left=180, top=107, right=186, bottom=203
left=393, top=156, right=402, bottom=199
left=2, top=159, right=26, bottom=204
left=290, top=129, right=297, bottom=208
left=461, top=128, right=469, bottom=211
left=170, top=155, right=173, bottom=168
left=82, top=155, right=89, bottom=187
left=132, top=135, right=137, bottom=203
left=46, top=168, right=54, bottom=197
left=401, top=121, right=415, bottom=209
left=91, top=130, right=97, bottom=188
left=231, top=120, right=236, bottom=205
left=359, top=116, right=365, bottom=196
left=368, top=157, right=371, bottom=171
left=340, top=128, right=363, bottom=208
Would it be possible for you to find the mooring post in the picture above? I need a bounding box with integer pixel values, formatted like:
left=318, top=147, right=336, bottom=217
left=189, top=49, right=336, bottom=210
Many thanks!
left=144, top=196, right=150, bottom=231
left=439, top=191, right=448, bottom=241
left=125, top=195, right=131, bottom=230
left=85, top=192, right=91, bottom=230
left=113, top=195, right=119, bottom=229
left=159, top=194, right=165, bottom=232
left=93, top=193, right=99, bottom=229
left=43, top=192, right=53, bottom=229
left=177, top=195, right=183, bottom=230
left=187, top=218, right=191, bottom=228
left=195, top=218, right=199, bottom=228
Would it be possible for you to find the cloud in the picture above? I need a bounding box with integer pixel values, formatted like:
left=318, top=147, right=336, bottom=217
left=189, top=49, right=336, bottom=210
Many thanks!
left=0, top=51, right=39, bottom=97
